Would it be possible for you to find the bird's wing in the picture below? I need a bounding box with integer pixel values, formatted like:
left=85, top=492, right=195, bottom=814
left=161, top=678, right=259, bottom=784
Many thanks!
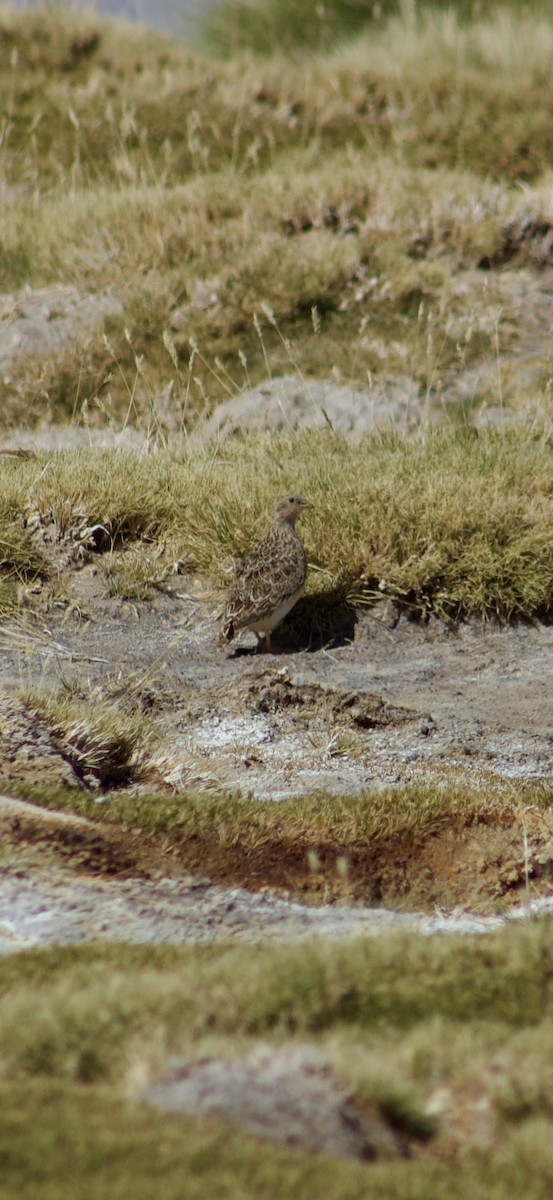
left=223, top=530, right=306, bottom=633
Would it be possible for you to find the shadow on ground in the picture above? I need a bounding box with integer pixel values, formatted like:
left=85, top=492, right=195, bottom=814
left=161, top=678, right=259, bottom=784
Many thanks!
left=228, top=590, right=357, bottom=657
left=276, top=590, right=358, bottom=653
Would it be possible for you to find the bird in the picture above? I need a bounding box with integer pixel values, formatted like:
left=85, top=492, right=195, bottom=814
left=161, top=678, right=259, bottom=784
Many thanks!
left=219, top=495, right=312, bottom=652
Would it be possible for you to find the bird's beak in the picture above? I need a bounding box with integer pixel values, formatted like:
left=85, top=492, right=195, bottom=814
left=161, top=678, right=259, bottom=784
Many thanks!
left=300, top=500, right=314, bottom=509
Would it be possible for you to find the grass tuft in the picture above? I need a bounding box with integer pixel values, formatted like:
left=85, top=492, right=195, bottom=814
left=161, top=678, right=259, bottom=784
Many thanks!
left=3, top=426, right=553, bottom=620
left=24, top=690, right=150, bottom=790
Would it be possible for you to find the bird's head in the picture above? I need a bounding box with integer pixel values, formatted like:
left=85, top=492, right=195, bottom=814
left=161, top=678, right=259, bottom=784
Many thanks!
left=273, top=495, right=313, bottom=526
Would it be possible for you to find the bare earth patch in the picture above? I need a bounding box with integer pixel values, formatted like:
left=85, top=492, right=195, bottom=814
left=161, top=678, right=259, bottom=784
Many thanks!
left=1, top=566, right=553, bottom=932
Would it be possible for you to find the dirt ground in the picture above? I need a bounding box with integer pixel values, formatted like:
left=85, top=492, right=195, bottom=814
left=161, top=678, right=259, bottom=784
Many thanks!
left=4, top=560, right=553, bottom=790
left=1, top=558, right=552, bottom=944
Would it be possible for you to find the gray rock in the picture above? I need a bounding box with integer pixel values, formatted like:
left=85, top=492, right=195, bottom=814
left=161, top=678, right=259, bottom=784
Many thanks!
left=144, top=1044, right=403, bottom=1160
left=0, top=285, right=122, bottom=382
left=190, top=373, right=430, bottom=443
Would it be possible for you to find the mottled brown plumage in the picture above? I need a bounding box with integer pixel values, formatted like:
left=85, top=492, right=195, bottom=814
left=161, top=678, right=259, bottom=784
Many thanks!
left=219, top=495, right=312, bottom=652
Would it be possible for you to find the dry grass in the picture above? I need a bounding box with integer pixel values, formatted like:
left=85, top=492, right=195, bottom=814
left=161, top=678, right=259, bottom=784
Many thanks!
left=24, top=689, right=151, bottom=789
left=2, top=424, right=553, bottom=619
left=2, top=6, right=553, bottom=423
left=3, top=9, right=553, bottom=1197
left=200, top=0, right=553, bottom=58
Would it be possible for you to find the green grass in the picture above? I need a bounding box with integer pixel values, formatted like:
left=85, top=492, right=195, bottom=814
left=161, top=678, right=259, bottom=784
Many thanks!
left=199, top=0, right=553, bottom=58
left=4, top=930, right=553, bottom=1197
left=11, top=776, right=536, bottom=859
left=3, top=425, right=553, bottom=619
left=7, top=765, right=549, bottom=912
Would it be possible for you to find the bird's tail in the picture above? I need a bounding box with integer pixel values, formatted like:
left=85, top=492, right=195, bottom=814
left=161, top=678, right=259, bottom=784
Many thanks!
left=217, top=620, right=234, bottom=647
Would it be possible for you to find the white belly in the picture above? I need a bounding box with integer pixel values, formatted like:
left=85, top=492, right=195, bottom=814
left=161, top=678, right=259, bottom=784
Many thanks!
left=247, top=589, right=303, bottom=635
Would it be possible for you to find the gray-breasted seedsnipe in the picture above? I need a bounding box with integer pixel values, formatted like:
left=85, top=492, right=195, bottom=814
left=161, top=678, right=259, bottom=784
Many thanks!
left=219, top=495, right=312, bottom=652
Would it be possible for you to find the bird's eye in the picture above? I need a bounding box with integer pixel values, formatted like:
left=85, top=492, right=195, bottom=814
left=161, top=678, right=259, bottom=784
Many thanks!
left=288, top=496, right=294, bottom=502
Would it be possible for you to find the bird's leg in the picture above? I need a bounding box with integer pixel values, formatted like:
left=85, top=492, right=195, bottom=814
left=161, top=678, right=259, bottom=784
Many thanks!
left=255, top=631, right=271, bottom=653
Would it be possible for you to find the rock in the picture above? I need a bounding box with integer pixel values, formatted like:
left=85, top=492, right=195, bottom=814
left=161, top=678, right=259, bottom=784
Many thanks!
left=144, top=1044, right=404, bottom=1160
left=189, top=372, right=430, bottom=443
left=0, top=285, right=122, bottom=382
left=186, top=265, right=553, bottom=443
